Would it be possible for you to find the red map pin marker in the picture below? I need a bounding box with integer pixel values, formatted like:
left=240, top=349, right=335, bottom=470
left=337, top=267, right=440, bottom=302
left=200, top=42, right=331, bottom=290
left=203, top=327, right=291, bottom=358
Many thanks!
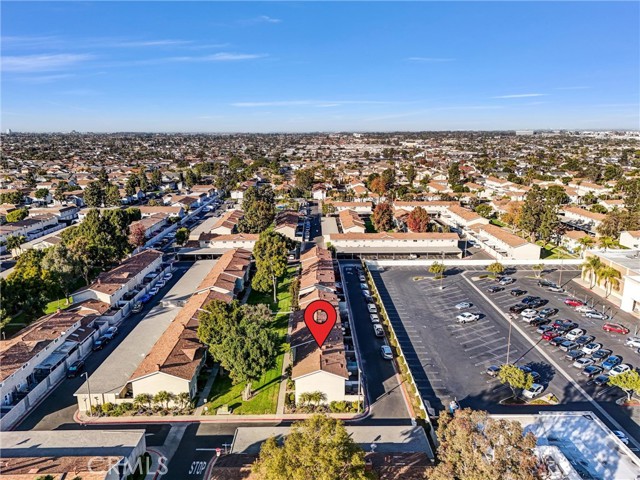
left=304, top=299, right=337, bottom=348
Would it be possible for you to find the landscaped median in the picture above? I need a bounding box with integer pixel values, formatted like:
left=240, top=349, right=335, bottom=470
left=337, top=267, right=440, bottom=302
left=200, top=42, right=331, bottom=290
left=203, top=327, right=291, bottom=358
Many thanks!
left=363, top=262, right=428, bottom=420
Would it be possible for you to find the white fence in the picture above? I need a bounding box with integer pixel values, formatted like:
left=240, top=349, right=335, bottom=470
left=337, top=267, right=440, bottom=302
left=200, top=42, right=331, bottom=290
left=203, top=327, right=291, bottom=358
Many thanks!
left=366, top=258, right=584, bottom=268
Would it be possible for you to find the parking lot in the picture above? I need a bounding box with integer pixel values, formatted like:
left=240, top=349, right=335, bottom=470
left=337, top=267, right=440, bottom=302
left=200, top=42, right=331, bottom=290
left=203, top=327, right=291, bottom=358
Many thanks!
left=369, top=264, right=640, bottom=444
left=339, top=260, right=410, bottom=420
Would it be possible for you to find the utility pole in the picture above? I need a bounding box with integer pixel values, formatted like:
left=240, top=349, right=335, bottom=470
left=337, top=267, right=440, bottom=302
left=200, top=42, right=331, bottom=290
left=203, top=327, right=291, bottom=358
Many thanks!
left=82, top=372, right=92, bottom=416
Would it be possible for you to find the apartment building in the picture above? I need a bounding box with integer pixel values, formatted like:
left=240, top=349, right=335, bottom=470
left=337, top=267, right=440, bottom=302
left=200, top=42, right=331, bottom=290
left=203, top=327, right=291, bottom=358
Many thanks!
left=274, top=210, right=301, bottom=240
left=441, top=205, right=489, bottom=229
left=324, top=201, right=373, bottom=215
left=561, top=206, right=606, bottom=234
left=327, top=232, right=461, bottom=258
left=72, top=249, right=164, bottom=307
left=0, top=300, right=109, bottom=430
left=338, top=209, right=366, bottom=234
left=290, top=246, right=353, bottom=405
left=620, top=231, right=640, bottom=249
left=211, top=209, right=243, bottom=235
left=468, top=224, right=541, bottom=260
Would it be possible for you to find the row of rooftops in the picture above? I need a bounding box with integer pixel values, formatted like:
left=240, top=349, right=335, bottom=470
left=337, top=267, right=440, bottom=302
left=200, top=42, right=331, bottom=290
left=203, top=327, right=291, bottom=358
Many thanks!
left=291, top=246, right=349, bottom=381
left=0, top=300, right=109, bottom=383
left=127, top=249, right=252, bottom=384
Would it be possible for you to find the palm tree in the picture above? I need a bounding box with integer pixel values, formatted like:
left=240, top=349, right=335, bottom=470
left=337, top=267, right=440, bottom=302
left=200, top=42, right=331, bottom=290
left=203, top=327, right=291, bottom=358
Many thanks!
left=153, top=390, right=173, bottom=410
left=176, top=392, right=191, bottom=411
left=134, top=393, right=152, bottom=411
left=582, top=256, right=602, bottom=289
left=298, top=392, right=313, bottom=407
left=577, top=236, right=596, bottom=258
left=308, top=391, right=327, bottom=406
left=599, top=236, right=616, bottom=251
left=597, top=266, right=621, bottom=298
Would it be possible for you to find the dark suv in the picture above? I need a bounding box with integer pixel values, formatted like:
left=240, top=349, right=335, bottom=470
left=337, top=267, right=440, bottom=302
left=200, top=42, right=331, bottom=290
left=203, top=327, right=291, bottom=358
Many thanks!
left=510, top=304, right=528, bottom=314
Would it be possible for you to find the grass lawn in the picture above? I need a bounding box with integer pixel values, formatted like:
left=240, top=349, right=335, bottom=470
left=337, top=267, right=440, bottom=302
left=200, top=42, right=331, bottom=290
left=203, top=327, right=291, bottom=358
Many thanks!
left=205, top=266, right=296, bottom=415
left=536, top=241, right=576, bottom=259
left=490, top=218, right=507, bottom=227
left=43, top=296, right=73, bottom=315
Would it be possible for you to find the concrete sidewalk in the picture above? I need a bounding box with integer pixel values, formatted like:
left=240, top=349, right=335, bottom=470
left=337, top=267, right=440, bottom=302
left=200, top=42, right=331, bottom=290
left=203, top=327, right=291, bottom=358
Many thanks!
left=194, top=365, right=219, bottom=415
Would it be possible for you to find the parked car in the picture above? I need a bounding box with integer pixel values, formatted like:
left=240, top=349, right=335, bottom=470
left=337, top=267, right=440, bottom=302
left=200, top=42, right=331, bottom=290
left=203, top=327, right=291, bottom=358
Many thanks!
left=582, top=342, right=603, bottom=355
left=575, top=335, right=595, bottom=347
left=529, top=317, right=551, bottom=327
left=564, top=298, right=584, bottom=307
left=67, top=360, right=85, bottom=378
left=591, top=349, right=613, bottom=363
left=582, top=365, right=604, bottom=378
left=538, top=279, right=555, bottom=288
left=362, top=289, right=371, bottom=297
left=380, top=345, right=393, bottom=360
left=132, top=302, right=143, bottom=313
left=149, top=287, right=159, bottom=296
left=593, top=374, right=610, bottom=386
left=576, top=305, right=595, bottom=313
left=140, top=293, right=152, bottom=304
left=573, top=357, right=595, bottom=369
left=550, top=336, right=568, bottom=347
left=602, top=355, right=623, bottom=371
left=603, top=323, right=630, bottom=335
left=499, top=277, right=515, bottom=285
left=92, top=336, right=109, bottom=351
left=455, top=302, right=472, bottom=310
left=519, top=366, right=541, bottom=382
left=626, top=337, right=640, bottom=348
left=103, top=327, right=118, bottom=340
left=610, top=363, right=632, bottom=377
left=510, top=304, right=528, bottom=314
left=373, top=324, right=385, bottom=338
left=552, top=320, right=579, bottom=332
left=566, top=350, right=585, bottom=361
left=520, top=309, right=538, bottom=318
left=543, top=330, right=562, bottom=341
left=538, top=307, right=559, bottom=318
left=156, top=279, right=166, bottom=289
left=537, top=325, right=555, bottom=335
left=560, top=340, right=579, bottom=352
left=367, top=304, right=377, bottom=314
left=565, top=328, right=586, bottom=341
left=584, top=310, right=609, bottom=320
left=529, top=298, right=548, bottom=308
left=510, top=289, right=527, bottom=296
left=487, top=285, right=504, bottom=293
left=457, top=312, right=480, bottom=324
left=522, top=383, right=545, bottom=399
left=370, top=314, right=380, bottom=323
left=521, top=296, right=540, bottom=305
left=364, top=294, right=374, bottom=304
left=548, top=286, right=565, bottom=293
left=360, top=283, right=368, bottom=290
left=486, top=365, right=502, bottom=377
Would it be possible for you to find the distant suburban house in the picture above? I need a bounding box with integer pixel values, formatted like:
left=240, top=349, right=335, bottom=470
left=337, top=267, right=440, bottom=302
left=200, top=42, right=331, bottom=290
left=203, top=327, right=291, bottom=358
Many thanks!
left=338, top=209, right=366, bottom=234
left=211, top=209, right=243, bottom=235
left=274, top=210, right=301, bottom=240
left=324, top=200, right=373, bottom=215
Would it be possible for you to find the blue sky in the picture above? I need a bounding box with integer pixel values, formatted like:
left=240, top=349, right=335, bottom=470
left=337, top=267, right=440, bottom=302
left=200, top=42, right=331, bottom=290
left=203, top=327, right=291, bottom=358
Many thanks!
left=2, top=2, right=639, bottom=132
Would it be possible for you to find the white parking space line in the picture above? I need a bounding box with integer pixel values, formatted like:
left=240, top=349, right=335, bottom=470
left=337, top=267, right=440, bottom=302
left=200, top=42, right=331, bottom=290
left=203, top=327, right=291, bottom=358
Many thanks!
left=463, top=337, right=506, bottom=352
left=469, top=344, right=510, bottom=359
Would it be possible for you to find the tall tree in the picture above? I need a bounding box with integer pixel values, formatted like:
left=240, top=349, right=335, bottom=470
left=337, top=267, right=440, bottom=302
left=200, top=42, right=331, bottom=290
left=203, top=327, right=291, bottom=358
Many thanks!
left=372, top=202, right=394, bottom=232
left=582, top=256, right=602, bottom=289
left=83, top=181, right=104, bottom=208
left=42, top=243, right=80, bottom=302
left=5, top=208, right=28, bottom=223
left=498, top=364, right=533, bottom=397
left=252, top=231, right=289, bottom=303
left=149, top=169, right=162, bottom=190
left=129, top=223, right=147, bottom=248
left=175, top=227, right=190, bottom=246
left=406, top=206, right=430, bottom=232
left=447, top=162, right=462, bottom=188
left=428, top=409, right=540, bottom=480
left=104, top=183, right=121, bottom=206
left=238, top=185, right=276, bottom=233
left=404, top=164, right=417, bottom=185
left=608, top=370, right=640, bottom=401
left=252, top=415, right=371, bottom=480
left=294, top=168, right=316, bottom=193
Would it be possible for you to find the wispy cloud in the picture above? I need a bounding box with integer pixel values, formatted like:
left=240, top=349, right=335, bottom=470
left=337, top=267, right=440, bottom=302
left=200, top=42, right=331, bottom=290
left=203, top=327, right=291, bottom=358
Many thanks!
left=2, top=35, right=64, bottom=49
left=108, top=39, right=192, bottom=48
left=241, top=15, right=282, bottom=25
left=164, top=53, right=267, bottom=63
left=492, top=93, right=548, bottom=99
left=231, top=100, right=394, bottom=107
left=58, top=88, right=101, bottom=96
left=406, top=57, right=455, bottom=63
left=14, top=73, right=76, bottom=84
left=2, top=53, right=94, bottom=72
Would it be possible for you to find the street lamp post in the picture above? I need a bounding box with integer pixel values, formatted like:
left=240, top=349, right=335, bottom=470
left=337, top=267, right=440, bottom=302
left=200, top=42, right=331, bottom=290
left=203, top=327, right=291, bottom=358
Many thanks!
left=82, top=372, right=92, bottom=416
left=439, top=251, right=445, bottom=290
left=506, top=314, right=514, bottom=365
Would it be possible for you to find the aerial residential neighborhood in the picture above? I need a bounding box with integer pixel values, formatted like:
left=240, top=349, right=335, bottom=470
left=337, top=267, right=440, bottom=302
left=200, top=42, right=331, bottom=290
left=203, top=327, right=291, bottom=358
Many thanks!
left=1, top=1, right=640, bottom=479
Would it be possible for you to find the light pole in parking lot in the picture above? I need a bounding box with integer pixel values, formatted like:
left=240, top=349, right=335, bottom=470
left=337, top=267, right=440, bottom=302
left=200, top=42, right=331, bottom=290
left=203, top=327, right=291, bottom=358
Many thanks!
left=506, top=313, right=515, bottom=365
left=82, top=372, right=92, bottom=417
